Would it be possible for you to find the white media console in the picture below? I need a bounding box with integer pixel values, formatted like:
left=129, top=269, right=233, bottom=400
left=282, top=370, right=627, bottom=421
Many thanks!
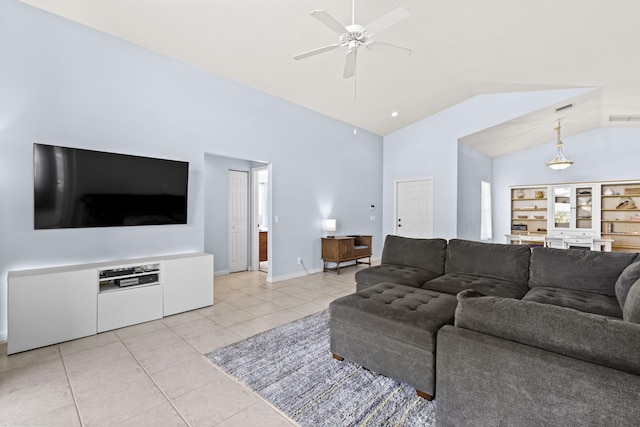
left=7, top=252, right=213, bottom=354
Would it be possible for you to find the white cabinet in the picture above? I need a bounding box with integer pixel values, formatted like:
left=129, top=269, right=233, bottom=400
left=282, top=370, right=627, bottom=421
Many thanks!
left=549, top=184, right=600, bottom=235
left=8, top=252, right=213, bottom=354
left=8, top=268, right=97, bottom=354
left=163, top=254, right=214, bottom=316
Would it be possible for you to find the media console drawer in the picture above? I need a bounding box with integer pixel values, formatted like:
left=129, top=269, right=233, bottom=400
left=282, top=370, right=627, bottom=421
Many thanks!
left=98, top=284, right=163, bottom=333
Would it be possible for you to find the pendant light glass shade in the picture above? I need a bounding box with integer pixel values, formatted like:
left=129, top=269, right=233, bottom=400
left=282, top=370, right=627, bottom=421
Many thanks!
left=546, top=121, right=573, bottom=170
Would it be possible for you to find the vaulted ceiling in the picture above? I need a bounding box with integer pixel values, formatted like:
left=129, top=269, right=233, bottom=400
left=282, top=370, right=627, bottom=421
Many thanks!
left=20, top=0, right=640, bottom=156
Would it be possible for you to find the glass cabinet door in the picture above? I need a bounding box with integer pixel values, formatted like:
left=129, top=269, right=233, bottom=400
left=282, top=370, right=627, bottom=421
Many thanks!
left=553, top=186, right=571, bottom=228
left=575, top=186, right=593, bottom=230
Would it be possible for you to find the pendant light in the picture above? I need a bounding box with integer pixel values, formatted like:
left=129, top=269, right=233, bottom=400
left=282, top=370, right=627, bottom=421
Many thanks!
left=546, top=120, right=573, bottom=170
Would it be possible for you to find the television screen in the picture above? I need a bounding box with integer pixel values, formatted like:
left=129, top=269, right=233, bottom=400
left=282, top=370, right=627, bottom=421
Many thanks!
left=34, top=143, right=189, bottom=229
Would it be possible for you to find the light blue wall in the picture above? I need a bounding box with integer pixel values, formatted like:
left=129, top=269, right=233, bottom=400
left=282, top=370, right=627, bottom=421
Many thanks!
left=382, top=88, right=593, bottom=240
left=457, top=142, right=493, bottom=241
left=0, top=1, right=383, bottom=340
left=493, top=127, right=640, bottom=242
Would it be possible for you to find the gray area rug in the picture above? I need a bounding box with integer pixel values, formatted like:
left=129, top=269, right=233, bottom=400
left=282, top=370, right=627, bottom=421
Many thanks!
left=206, top=310, right=436, bottom=426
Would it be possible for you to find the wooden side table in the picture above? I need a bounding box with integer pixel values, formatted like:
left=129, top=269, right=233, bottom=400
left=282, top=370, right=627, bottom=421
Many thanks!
left=321, top=235, right=372, bottom=274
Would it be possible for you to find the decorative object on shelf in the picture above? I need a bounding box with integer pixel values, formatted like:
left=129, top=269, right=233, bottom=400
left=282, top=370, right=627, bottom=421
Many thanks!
left=604, top=188, right=614, bottom=196
left=517, top=215, right=528, bottom=219
left=625, top=188, right=640, bottom=195
left=545, top=120, right=573, bottom=170
left=325, top=218, right=337, bottom=237
left=534, top=215, right=544, bottom=219
left=516, top=190, right=525, bottom=199
left=535, top=191, right=545, bottom=198
left=616, top=197, right=637, bottom=210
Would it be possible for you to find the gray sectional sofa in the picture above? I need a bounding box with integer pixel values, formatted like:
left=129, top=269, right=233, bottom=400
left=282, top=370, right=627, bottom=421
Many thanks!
left=329, top=235, right=640, bottom=425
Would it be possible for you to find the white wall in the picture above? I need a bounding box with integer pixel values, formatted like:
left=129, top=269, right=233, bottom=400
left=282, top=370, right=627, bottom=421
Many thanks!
left=457, top=141, right=493, bottom=241
left=493, top=127, right=640, bottom=242
left=0, top=1, right=383, bottom=341
left=382, top=88, right=593, bottom=240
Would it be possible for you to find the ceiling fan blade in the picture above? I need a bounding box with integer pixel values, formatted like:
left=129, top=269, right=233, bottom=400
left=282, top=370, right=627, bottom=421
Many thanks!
left=366, top=41, right=412, bottom=57
left=293, top=44, right=341, bottom=60
left=310, top=10, right=347, bottom=34
left=364, top=5, right=410, bottom=36
left=343, top=49, right=357, bottom=79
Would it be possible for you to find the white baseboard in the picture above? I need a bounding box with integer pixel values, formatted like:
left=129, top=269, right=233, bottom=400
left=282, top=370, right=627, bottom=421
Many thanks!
left=214, top=270, right=230, bottom=277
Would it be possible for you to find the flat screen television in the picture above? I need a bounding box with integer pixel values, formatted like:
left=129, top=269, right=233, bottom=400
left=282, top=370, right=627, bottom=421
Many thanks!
left=34, top=143, right=189, bottom=229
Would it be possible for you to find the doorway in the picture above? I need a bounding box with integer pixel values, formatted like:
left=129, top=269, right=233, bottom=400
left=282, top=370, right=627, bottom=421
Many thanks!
left=252, top=166, right=269, bottom=273
left=395, top=178, right=434, bottom=238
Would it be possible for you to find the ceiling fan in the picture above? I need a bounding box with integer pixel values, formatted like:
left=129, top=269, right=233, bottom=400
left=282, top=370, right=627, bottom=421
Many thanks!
left=293, top=0, right=412, bottom=79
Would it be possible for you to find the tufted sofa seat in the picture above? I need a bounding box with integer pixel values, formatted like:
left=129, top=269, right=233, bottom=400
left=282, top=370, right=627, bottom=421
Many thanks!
left=330, top=282, right=457, bottom=399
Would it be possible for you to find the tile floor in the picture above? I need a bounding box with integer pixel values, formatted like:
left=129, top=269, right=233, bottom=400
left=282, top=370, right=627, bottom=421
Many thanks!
left=0, top=267, right=360, bottom=426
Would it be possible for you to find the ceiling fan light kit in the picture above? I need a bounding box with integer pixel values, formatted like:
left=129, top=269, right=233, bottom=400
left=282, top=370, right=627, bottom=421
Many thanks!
left=294, top=0, right=411, bottom=79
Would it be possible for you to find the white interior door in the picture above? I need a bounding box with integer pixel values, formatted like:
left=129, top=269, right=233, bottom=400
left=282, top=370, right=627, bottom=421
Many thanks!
left=228, top=170, right=248, bottom=272
left=396, top=178, right=433, bottom=238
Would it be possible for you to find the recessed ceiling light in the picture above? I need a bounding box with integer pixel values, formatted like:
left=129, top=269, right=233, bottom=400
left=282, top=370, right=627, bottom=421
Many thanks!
left=391, top=111, right=399, bottom=117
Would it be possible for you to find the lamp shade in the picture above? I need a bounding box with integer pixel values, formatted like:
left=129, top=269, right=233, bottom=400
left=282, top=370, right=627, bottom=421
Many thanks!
left=325, top=219, right=336, bottom=232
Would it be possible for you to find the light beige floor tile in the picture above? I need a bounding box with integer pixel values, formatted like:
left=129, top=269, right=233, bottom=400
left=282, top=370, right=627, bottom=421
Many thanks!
left=6, top=404, right=81, bottom=427
left=271, top=295, right=307, bottom=309
left=261, top=310, right=305, bottom=327
left=249, top=289, right=287, bottom=301
left=289, top=301, right=327, bottom=316
left=161, top=310, right=207, bottom=327
left=0, top=345, right=61, bottom=374
left=197, top=301, right=236, bottom=316
left=225, top=294, right=265, bottom=309
left=0, top=357, right=67, bottom=394
left=0, top=375, right=75, bottom=425
left=208, top=309, right=257, bottom=327
left=214, top=289, right=248, bottom=302
left=185, top=329, right=244, bottom=354
left=244, top=301, right=281, bottom=316
left=136, top=341, right=203, bottom=374
left=228, top=318, right=275, bottom=338
left=172, top=376, right=260, bottom=427
left=67, top=354, right=147, bottom=394
left=116, top=402, right=187, bottom=426
left=114, top=319, right=169, bottom=340
left=59, top=331, right=120, bottom=357
left=63, top=341, right=131, bottom=374
left=122, top=328, right=183, bottom=355
left=215, top=401, right=296, bottom=427
left=151, top=357, right=227, bottom=399
left=75, top=376, right=166, bottom=426
left=170, top=317, right=226, bottom=339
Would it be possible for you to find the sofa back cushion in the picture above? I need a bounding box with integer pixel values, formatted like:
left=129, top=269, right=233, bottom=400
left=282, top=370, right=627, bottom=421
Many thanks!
left=529, top=247, right=636, bottom=296
left=615, top=261, right=640, bottom=308
left=444, top=239, right=531, bottom=284
left=624, top=278, right=640, bottom=323
left=381, top=235, right=447, bottom=273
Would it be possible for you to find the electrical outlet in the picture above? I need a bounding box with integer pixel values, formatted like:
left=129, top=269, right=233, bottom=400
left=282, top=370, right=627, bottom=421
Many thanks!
left=297, top=257, right=302, bottom=265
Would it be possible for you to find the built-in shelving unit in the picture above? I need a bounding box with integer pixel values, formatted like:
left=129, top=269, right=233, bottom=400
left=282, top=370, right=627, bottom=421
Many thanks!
left=511, top=186, right=548, bottom=235
left=601, top=183, right=640, bottom=252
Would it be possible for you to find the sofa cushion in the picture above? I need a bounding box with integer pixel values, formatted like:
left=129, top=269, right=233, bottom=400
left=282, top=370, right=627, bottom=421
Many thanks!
left=445, top=239, right=531, bottom=284
left=616, top=261, right=640, bottom=309
left=454, top=290, right=640, bottom=376
left=355, top=264, right=441, bottom=290
left=522, top=287, right=622, bottom=318
left=380, top=235, right=447, bottom=273
left=422, top=273, right=529, bottom=299
left=529, top=247, right=636, bottom=296
left=624, top=279, right=640, bottom=324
